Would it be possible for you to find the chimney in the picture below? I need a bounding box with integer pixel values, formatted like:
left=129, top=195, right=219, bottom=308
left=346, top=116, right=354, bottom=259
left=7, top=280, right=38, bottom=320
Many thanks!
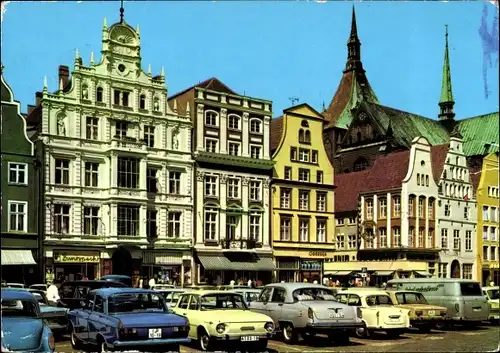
left=27, top=104, right=36, bottom=114
left=58, top=65, right=70, bottom=91
left=35, top=91, right=43, bottom=106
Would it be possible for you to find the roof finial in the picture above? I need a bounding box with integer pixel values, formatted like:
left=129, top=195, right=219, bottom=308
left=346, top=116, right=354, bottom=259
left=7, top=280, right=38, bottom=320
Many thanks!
left=148, top=64, right=152, bottom=75
left=173, top=99, right=178, bottom=112
left=161, top=66, right=165, bottom=77
left=350, top=5, right=358, bottom=39
left=59, top=78, right=63, bottom=92
left=186, top=101, right=191, bottom=115
left=43, top=76, right=48, bottom=91
left=120, top=0, right=124, bottom=24
left=103, top=17, right=107, bottom=29
left=75, top=48, right=79, bottom=59
left=345, top=5, right=362, bottom=72
left=438, top=24, right=455, bottom=121
left=322, top=101, right=326, bottom=111
left=90, top=51, right=95, bottom=65
left=136, top=24, right=140, bottom=36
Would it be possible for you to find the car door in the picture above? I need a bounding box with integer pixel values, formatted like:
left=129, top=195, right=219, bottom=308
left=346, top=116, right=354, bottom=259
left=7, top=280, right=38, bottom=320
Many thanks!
left=88, top=295, right=106, bottom=343
left=268, top=287, right=287, bottom=322
left=74, top=293, right=94, bottom=342
left=186, top=295, right=202, bottom=338
left=174, top=295, right=194, bottom=337
left=250, top=287, right=273, bottom=315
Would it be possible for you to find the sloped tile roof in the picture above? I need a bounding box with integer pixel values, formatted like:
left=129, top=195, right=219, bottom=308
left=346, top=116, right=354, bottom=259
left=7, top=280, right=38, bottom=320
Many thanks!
left=270, top=116, right=283, bottom=154
left=335, top=169, right=370, bottom=213
left=430, top=143, right=449, bottom=182
left=468, top=166, right=482, bottom=192
left=168, top=77, right=238, bottom=101
left=360, top=150, right=411, bottom=192
left=455, top=112, right=499, bottom=156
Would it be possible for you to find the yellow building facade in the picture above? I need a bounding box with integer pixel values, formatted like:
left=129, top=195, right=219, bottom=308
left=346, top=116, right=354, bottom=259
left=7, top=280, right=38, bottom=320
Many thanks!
left=270, top=104, right=335, bottom=283
left=476, top=153, right=500, bottom=285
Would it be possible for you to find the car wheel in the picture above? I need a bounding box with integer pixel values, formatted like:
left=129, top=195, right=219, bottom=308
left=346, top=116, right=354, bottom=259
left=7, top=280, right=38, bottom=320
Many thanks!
left=418, top=324, right=432, bottom=333
left=355, top=326, right=368, bottom=338
left=435, top=321, right=450, bottom=330
left=198, top=329, right=212, bottom=352
left=70, top=326, right=82, bottom=349
left=329, top=331, right=350, bottom=345
left=281, top=323, right=298, bottom=344
left=97, top=337, right=108, bottom=353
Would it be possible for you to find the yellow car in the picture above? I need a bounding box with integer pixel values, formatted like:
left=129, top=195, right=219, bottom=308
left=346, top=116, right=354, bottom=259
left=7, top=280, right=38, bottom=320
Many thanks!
left=337, top=289, right=411, bottom=338
left=171, top=290, right=274, bottom=351
left=483, top=286, right=499, bottom=322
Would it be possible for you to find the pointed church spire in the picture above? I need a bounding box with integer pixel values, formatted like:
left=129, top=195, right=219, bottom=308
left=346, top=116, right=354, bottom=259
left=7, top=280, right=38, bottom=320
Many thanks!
left=119, top=0, right=125, bottom=24
left=345, top=6, right=364, bottom=72
left=103, top=17, right=108, bottom=30
left=438, top=25, right=455, bottom=121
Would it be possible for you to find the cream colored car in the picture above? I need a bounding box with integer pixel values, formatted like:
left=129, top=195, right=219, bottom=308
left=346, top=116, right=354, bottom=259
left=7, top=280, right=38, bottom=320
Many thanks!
left=336, top=289, right=410, bottom=338
left=171, top=290, right=275, bottom=351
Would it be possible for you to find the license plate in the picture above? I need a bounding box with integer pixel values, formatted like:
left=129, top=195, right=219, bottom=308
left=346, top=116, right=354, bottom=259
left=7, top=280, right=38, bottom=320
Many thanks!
left=148, top=328, right=162, bottom=339
left=329, top=311, right=344, bottom=318
left=390, top=318, right=399, bottom=322
left=428, top=310, right=435, bottom=316
left=241, top=335, right=259, bottom=342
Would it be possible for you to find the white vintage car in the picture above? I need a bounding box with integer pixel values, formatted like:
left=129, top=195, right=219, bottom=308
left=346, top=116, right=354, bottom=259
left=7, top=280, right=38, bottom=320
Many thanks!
left=336, top=289, right=410, bottom=338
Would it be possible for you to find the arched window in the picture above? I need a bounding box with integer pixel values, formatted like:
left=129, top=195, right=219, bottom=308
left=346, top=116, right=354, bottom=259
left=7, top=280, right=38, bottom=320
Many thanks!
left=353, top=157, right=369, bottom=172
left=425, top=175, right=429, bottom=187
left=456, top=156, right=459, bottom=166
left=443, top=170, right=447, bottom=179
left=417, top=173, right=421, bottom=185
left=305, top=130, right=311, bottom=143
left=205, top=110, right=218, bottom=126
left=298, top=129, right=305, bottom=143
left=301, top=120, right=309, bottom=128
left=96, top=87, right=103, bottom=102
left=228, top=114, right=240, bottom=130
left=139, top=94, right=146, bottom=110
left=250, top=118, right=262, bottom=134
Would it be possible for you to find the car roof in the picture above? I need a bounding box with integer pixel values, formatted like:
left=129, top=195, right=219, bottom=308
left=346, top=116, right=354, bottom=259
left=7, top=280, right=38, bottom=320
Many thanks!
left=483, top=286, right=499, bottom=290
left=62, top=280, right=126, bottom=287
left=90, top=288, right=160, bottom=298
left=338, top=289, right=390, bottom=296
left=27, top=288, right=45, bottom=294
left=102, top=275, right=131, bottom=279
left=1, top=288, right=36, bottom=301
left=264, top=283, right=332, bottom=291
left=231, top=288, right=262, bottom=292
left=155, top=288, right=185, bottom=292
left=385, top=289, right=421, bottom=294
left=182, top=290, right=245, bottom=296
left=388, top=278, right=479, bottom=283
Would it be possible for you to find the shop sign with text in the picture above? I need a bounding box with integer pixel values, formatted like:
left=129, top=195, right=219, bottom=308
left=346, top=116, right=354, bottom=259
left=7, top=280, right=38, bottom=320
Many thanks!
left=54, top=253, right=100, bottom=263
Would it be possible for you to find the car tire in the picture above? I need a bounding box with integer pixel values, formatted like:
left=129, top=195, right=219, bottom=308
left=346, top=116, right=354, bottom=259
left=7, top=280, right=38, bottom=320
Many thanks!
left=435, top=321, right=450, bottom=330
left=97, top=337, right=108, bottom=353
left=281, top=323, right=298, bottom=344
left=198, top=329, right=212, bottom=352
left=354, top=326, right=369, bottom=338
left=329, top=331, right=350, bottom=345
left=70, top=325, right=82, bottom=350
left=418, top=324, right=432, bottom=333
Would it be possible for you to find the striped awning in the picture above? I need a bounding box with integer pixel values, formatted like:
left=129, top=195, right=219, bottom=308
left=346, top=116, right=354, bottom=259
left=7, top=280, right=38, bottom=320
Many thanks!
left=414, top=271, right=432, bottom=277
left=373, top=270, right=395, bottom=276
left=324, top=270, right=353, bottom=276
left=198, top=255, right=276, bottom=271
left=1, top=250, right=36, bottom=265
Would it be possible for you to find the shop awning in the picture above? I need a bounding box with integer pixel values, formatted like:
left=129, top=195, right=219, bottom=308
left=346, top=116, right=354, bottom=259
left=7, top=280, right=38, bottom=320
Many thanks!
left=198, top=255, right=276, bottom=271
left=414, top=271, right=432, bottom=277
left=1, top=250, right=36, bottom=265
left=373, top=270, right=395, bottom=276
left=324, top=270, right=353, bottom=276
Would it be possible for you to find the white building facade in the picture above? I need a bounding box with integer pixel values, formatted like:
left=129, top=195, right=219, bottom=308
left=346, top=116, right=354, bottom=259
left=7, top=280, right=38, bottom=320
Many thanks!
left=31, top=19, right=194, bottom=284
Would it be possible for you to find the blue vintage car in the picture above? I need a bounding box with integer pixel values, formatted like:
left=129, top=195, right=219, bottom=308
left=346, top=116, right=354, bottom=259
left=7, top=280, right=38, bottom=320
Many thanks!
left=1, top=288, right=56, bottom=353
left=28, top=289, right=69, bottom=335
left=68, top=288, right=190, bottom=352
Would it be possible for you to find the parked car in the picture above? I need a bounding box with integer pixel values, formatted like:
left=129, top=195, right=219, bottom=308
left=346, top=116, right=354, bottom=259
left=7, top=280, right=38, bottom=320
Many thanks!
left=249, top=283, right=362, bottom=345
left=387, top=279, right=489, bottom=328
left=6, top=283, right=25, bottom=289
left=384, top=289, right=447, bottom=332
left=216, top=285, right=250, bottom=291
left=68, top=288, right=190, bottom=352
left=100, top=275, right=132, bottom=287
left=230, top=288, right=262, bottom=305
left=154, top=284, right=176, bottom=290
left=27, top=289, right=69, bottom=336
left=29, top=284, right=48, bottom=295
left=483, top=286, right=499, bottom=322
left=183, top=285, right=217, bottom=290
left=155, top=289, right=186, bottom=308
left=1, top=288, right=56, bottom=353
left=336, top=289, right=410, bottom=338
left=172, top=290, right=274, bottom=351
left=58, top=280, right=127, bottom=310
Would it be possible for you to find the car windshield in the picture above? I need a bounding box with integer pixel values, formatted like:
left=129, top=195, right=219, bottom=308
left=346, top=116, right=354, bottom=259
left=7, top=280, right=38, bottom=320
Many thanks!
left=108, top=293, right=168, bottom=314
left=31, top=292, right=47, bottom=304
left=200, top=294, right=247, bottom=310
left=292, top=287, right=337, bottom=301
left=487, top=289, right=499, bottom=300
left=164, top=292, right=183, bottom=302
left=396, top=292, right=428, bottom=305
left=366, top=295, right=393, bottom=306
left=1, top=300, right=39, bottom=318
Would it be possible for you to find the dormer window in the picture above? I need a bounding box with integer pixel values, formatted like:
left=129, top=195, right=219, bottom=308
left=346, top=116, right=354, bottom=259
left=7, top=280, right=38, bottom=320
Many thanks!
left=228, top=114, right=240, bottom=130
left=205, top=111, right=218, bottom=126
left=96, top=87, right=103, bottom=102
left=250, top=118, right=262, bottom=134
left=299, top=129, right=311, bottom=144
left=139, top=94, right=146, bottom=110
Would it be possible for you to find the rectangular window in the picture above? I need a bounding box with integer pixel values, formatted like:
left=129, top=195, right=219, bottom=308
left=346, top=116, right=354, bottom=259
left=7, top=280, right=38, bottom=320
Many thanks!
left=84, top=162, right=99, bottom=187
left=427, top=229, right=434, bottom=248
left=348, top=235, right=357, bottom=249
left=299, top=190, right=310, bottom=210
left=284, top=167, right=292, bottom=180
left=311, top=151, right=318, bottom=164
left=483, top=206, right=489, bottom=221
left=418, top=198, right=424, bottom=218
left=204, top=208, right=217, bottom=240
left=298, top=169, right=309, bottom=182
left=491, top=247, right=497, bottom=261
left=114, top=90, right=120, bottom=105
left=228, top=142, right=240, bottom=156
left=228, top=178, right=240, bottom=199
left=316, top=171, right=323, bottom=184
left=226, top=216, right=238, bottom=240
left=483, top=246, right=489, bottom=261
left=8, top=201, right=27, bottom=232
left=439, top=263, right=448, bottom=278
left=483, top=226, right=489, bottom=240
left=409, top=197, right=414, bottom=217
left=205, top=111, right=218, bottom=126
left=462, top=264, right=473, bottom=280
left=117, top=205, right=139, bottom=236
left=118, top=157, right=139, bottom=189
left=147, top=209, right=157, bottom=239
left=168, top=212, right=181, bottom=238
left=122, top=91, right=129, bottom=106
left=336, top=235, right=345, bottom=249
left=379, top=228, right=387, bottom=248
left=249, top=213, right=261, bottom=242
left=379, top=198, right=387, bottom=218
left=492, top=207, right=497, bottom=222
left=290, top=147, right=297, bottom=161
left=299, top=219, right=309, bottom=242
left=298, top=148, right=309, bottom=162
left=428, top=199, right=434, bottom=219
left=465, top=230, right=472, bottom=251
left=53, top=204, right=70, bottom=234
left=205, top=138, right=218, bottom=153
left=491, top=227, right=497, bottom=241
left=169, top=171, right=181, bottom=195
left=453, top=230, right=461, bottom=251
left=83, top=206, right=99, bottom=235
left=393, top=227, right=401, bottom=247
left=86, top=117, right=99, bottom=140
left=441, top=229, right=448, bottom=249
left=250, top=180, right=261, bottom=201
left=393, top=197, right=401, bottom=217
left=250, top=145, right=261, bottom=159
left=408, top=227, right=415, bottom=247
left=147, top=168, right=158, bottom=193
left=280, top=188, right=291, bottom=208
left=55, top=159, right=70, bottom=185
left=464, top=206, right=469, bottom=220
left=366, top=199, right=373, bottom=220
left=348, top=217, right=356, bottom=224
left=317, top=220, right=326, bottom=242
left=204, top=176, right=217, bottom=196
left=445, top=204, right=451, bottom=217
left=144, top=125, right=155, bottom=148
left=115, top=121, right=128, bottom=138
left=280, top=217, right=291, bottom=241
left=418, top=228, right=424, bottom=247
left=8, top=163, right=27, bottom=184
left=336, top=218, right=344, bottom=225
left=316, top=192, right=326, bottom=212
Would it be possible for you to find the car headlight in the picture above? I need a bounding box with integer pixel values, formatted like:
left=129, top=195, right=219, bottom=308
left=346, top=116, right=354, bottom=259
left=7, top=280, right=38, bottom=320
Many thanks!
left=264, top=322, right=274, bottom=332
left=48, top=332, right=55, bottom=350
left=216, top=323, right=226, bottom=334
left=356, top=307, right=362, bottom=319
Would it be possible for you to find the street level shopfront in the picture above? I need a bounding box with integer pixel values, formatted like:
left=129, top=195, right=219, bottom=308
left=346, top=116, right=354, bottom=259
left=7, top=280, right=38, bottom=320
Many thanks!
left=45, top=249, right=101, bottom=282
left=196, top=251, right=275, bottom=285
left=483, top=263, right=500, bottom=286
left=1, top=249, right=39, bottom=284
left=274, top=249, right=333, bottom=283
left=142, top=251, right=192, bottom=287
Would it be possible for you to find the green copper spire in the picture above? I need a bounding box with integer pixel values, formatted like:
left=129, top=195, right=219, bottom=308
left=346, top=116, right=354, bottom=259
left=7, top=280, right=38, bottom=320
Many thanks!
left=438, top=25, right=455, bottom=121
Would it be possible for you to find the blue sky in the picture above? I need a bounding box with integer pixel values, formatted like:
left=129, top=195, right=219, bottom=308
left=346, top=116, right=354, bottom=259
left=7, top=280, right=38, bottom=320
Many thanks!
left=1, top=1, right=498, bottom=120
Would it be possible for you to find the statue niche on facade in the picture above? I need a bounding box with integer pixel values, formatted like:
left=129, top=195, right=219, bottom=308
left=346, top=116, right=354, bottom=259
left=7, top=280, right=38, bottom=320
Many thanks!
left=172, top=124, right=180, bottom=150
left=57, top=114, right=67, bottom=136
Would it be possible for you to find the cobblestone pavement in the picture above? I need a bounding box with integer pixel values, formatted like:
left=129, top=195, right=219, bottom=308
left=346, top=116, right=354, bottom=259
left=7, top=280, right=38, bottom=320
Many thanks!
left=55, top=324, right=500, bottom=353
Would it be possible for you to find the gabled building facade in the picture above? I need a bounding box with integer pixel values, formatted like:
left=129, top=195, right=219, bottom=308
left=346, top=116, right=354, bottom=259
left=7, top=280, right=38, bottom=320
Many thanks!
left=270, top=104, right=336, bottom=283
left=1, top=68, right=42, bottom=284
left=168, top=78, right=275, bottom=285
left=26, top=17, right=194, bottom=284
